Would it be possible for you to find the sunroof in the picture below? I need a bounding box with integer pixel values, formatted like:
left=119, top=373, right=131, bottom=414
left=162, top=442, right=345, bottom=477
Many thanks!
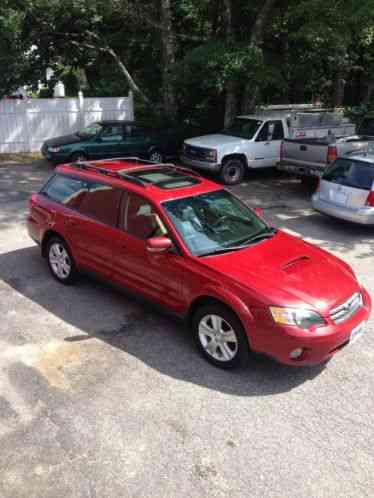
left=122, top=167, right=200, bottom=189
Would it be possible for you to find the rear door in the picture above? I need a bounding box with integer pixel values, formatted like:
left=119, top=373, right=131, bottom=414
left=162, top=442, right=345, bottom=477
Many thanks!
left=252, top=120, right=284, bottom=167
left=320, top=158, right=374, bottom=208
left=67, top=180, right=124, bottom=277
left=120, top=125, right=152, bottom=158
left=111, top=192, right=185, bottom=313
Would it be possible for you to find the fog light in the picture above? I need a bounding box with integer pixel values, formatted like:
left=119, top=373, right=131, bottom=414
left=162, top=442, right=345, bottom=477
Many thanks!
left=289, top=348, right=304, bottom=360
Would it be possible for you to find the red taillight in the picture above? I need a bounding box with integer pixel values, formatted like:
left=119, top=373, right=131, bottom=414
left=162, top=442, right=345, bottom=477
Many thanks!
left=315, top=177, right=321, bottom=193
left=366, top=191, right=374, bottom=207
left=327, top=145, right=338, bottom=164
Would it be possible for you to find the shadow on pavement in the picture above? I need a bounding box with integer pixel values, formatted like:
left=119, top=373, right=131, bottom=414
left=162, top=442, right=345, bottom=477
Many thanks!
left=1, top=245, right=326, bottom=398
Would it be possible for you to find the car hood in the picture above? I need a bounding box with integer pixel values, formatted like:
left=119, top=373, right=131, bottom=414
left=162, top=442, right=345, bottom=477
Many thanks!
left=44, top=133, right=83, bottom=147
left=200, top=231, right=358, bottom=314
left=185, top=134, right=244, bottom=148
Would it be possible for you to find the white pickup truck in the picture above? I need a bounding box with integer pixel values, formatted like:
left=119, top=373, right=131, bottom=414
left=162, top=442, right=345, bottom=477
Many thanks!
left=181, top=106, right=356, bottom=185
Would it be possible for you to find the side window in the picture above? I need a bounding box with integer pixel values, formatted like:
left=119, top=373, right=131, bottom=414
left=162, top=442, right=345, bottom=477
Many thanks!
left=78, top=182, right=122, bottom=226
left=271, top=121, right=284, bottom=140
left=256, top=121, right=284, bottom=142
left=100, top=125, right=123, bottom=142
left=125, top=193, right=168, bottom=240
left=41, top=174, right=87, bottom=209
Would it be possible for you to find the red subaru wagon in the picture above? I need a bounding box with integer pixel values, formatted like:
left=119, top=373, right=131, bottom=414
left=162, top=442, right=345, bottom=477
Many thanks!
left=27, top=159, right=371, bottom=369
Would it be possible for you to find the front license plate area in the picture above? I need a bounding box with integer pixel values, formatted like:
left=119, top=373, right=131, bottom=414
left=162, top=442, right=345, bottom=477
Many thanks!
left=350, top=322, right=366, bottom=345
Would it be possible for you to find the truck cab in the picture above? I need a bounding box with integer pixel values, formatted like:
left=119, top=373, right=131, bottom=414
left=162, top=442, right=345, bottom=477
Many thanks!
left=181, top=115, right=287, bottom=185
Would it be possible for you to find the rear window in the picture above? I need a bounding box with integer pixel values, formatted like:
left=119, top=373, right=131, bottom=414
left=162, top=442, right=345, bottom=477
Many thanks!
left=322, top=158, right=374, bottom=190
left=41, top=174, right=87, bottom=208
left=78, top=182, right=123, bottom=226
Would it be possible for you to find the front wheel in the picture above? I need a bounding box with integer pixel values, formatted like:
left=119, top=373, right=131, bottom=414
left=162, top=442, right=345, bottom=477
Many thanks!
left=192, top=304, right=250, bottom=369
left=220, top=158, right=245, bottom=185
left=70, top=152, right=88, bottom=163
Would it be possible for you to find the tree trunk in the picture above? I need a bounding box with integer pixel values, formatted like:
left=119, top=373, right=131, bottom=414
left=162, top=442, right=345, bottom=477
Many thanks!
left=106, top=47, right=151, bottom=105
left=160, top=0, right=178, bottom=122
left=223, top=0, right=237, bottom=127
left=241, top=0, right=277, bottom=113
left=333, top=74, right=346, bottom=107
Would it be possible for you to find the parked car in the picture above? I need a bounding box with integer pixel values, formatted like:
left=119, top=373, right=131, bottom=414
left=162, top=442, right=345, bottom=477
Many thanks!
left=312, top=153, right=374, bottom=224
left=41, top=120, right=182, bottom=164
left=181, top=106, right=356, bottom=185
left=27, top=158, right=371, bottom=368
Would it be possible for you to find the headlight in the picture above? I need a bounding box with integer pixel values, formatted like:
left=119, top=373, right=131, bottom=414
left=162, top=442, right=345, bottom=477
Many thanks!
left=48, top=146, right=61, bottom=153
left=206, top=149, right=217, bottom=162
left=270, top=307, right=325, bottom=330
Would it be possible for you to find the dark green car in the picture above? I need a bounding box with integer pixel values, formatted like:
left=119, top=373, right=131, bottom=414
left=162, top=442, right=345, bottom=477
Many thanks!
left=41, top=120, right=182, bottom=164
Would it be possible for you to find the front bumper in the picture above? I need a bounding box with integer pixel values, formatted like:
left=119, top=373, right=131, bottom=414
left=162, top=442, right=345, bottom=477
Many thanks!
left=312, top=196, right=374, bottom=225
left=248, top=287, right=372, bottom=366
left=41, top=144, right=68, bottom=164
left=180, top=155, right=221, bottom=173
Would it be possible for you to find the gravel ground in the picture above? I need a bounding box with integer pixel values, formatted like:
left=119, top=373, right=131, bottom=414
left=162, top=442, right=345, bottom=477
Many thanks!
left=0, top=161, right=373, bottom=498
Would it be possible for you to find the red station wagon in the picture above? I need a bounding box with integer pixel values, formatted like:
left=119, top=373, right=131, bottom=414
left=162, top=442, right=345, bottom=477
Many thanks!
left=27, top=159, right=372, bottom=368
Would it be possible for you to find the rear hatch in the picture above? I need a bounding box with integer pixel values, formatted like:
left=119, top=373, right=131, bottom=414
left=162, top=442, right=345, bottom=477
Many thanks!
left=319, top=157, right=374, bottom=208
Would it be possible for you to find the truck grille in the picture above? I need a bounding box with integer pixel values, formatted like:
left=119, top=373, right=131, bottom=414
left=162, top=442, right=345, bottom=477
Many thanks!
left=184, top=144, right=212, bottom=162
left=330, top=292, right=363, bottom=324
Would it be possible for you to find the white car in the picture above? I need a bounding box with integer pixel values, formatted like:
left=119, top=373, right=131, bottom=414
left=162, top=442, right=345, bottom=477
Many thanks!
left=312, top=153, right=374, bottom=225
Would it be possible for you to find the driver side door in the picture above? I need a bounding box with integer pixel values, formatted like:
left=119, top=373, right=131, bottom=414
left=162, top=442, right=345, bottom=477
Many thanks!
left=251, top=120, right=284, bottom=168
left=85, top=124, right=125, bottom=159
left=111, top=192, right=186, bottom=313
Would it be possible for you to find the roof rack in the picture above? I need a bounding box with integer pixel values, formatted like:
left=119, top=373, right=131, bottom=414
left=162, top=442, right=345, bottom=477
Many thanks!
left=69, top=157, right=202, bottom=187
left=71, top=161, right=148, bottom=187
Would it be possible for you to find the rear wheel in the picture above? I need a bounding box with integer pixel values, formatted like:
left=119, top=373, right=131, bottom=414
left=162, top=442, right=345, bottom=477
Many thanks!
left=149, top=149, right=164, bottom=163
left=47, top=237, right=77, bottom=285
left=220, top=158, right=245, bottom=185
left=192, top=304, right=250, bottom=369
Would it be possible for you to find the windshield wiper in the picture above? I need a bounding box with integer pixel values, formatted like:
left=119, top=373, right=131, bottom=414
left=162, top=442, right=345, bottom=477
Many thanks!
left=241, top=228, right=277, bottom=245
left=199, top=244, right=252, bottom=257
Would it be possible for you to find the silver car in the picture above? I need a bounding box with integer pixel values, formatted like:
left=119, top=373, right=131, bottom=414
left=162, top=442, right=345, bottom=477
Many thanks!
left=312, top=153, right=374, bottom=225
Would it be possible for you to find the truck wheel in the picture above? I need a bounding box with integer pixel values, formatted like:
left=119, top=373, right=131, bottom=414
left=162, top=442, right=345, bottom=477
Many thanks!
left=220, top=158, right=245, bottom=185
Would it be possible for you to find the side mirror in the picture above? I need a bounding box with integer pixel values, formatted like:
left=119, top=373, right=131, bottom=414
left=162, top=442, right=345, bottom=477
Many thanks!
left=146, top=236, right=173, bottom=254
left=254, top=207, right=262, bottom=217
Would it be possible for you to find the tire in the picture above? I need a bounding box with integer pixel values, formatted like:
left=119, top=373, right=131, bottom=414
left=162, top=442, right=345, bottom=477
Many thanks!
left=70, top=152, right=88, bottom=163
left=192, top=304, right=250, bottom=369
left=220, top=158, right=245, bottom=185
left=47, top=237, right=78, bottom=285
left=149, top=149, right=164, bottom=163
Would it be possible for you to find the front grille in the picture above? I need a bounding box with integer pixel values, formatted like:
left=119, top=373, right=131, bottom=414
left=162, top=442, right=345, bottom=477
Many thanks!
left=184, top=144, right=212, bottom=162
left=330, top=292, right=363, bottom=324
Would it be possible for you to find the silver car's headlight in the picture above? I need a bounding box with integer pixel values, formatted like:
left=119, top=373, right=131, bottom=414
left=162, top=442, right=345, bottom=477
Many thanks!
left=270, top=307, right=325, bottom=330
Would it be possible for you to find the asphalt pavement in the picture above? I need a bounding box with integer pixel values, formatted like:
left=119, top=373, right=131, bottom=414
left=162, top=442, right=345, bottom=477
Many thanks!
left=0, top=161, right=373, bottom=498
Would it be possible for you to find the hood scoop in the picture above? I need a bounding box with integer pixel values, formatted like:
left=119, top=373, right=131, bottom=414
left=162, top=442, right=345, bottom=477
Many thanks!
left=282, top=256, right=311, bottom=273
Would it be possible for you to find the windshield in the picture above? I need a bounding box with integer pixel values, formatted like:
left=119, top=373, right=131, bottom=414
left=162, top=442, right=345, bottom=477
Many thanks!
left=221, top=118, right=262, bottom=139
left=163, top=190, right=272, bottom=256
left=358, top=118, right=374, bottom=136
left=78, top=123, right=103, bottom=138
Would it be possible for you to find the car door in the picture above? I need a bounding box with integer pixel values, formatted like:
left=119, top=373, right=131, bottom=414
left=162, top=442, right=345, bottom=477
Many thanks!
left=65, top=180, right=124, bottom=278
left=85, top=124, right=125, bottom=159
left=111, top=191, right=186, bottom=313
left=120, top=125, right=152, bottom=158
left=251, top=120, right=284, bottom=167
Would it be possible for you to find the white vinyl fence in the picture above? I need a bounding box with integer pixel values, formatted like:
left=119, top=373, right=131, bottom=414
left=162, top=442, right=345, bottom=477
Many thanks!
left=0, top=93, right=134, bottom=153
